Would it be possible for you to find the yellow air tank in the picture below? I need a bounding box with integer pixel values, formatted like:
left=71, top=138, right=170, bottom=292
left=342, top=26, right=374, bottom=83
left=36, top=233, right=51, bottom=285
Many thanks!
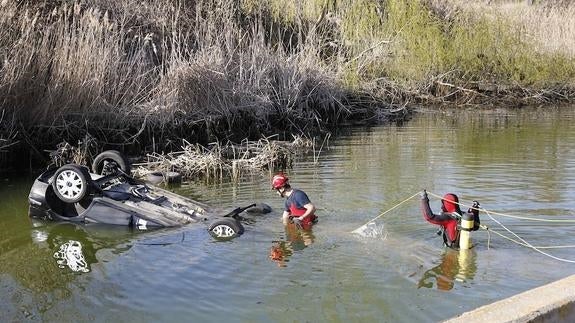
left=459, top=212, right=474, bottom=250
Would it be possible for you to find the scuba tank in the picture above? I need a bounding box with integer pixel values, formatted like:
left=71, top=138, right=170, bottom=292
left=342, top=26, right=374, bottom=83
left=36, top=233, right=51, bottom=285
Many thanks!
left=460, top=201, right=481, bottom=250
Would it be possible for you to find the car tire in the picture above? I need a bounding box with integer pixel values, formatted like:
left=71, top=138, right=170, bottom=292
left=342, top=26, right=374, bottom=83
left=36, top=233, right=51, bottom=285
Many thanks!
left=245, top=203, right=272, bottom=214
left=52, top=164, right=92, bottom=203
left=208, top=218, right=244, bottom=239
left=92, top=150, right=131, bottom=176
left=165, top=171, right=182, bottom=184
left=146, top=171, right=182, bottom=185
left=146, top=171, right=164, bottom=185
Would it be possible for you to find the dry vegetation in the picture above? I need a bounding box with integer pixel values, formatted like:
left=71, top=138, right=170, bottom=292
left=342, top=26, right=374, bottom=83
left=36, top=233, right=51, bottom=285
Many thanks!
left=441, top=0, right=575, bottom=58
left=132, top=136, right=314, bottom=180
left=1, top=0, right=574, bottom=170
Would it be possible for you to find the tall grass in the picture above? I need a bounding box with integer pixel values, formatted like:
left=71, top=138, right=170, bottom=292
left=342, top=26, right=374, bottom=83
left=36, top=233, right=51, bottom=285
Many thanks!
left=1, top=0, right=350, bottom=154
left=445, top=0, right=575, bottom=58
left=0, top=1, right=161, bottom=126
left=1, top=0, right=575, bottom=166
left=431, top=0, right=575, bottom=85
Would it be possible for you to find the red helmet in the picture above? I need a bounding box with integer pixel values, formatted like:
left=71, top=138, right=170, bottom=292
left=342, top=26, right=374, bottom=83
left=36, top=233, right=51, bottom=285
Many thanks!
left=272, top=173, right=289, bottom=189
left=441, top=193, right=461, bottom=213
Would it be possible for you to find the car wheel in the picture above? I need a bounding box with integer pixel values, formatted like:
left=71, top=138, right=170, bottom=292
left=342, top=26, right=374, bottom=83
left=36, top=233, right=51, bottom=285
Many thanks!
left=52, top=164, right=91, bottom=203
left=165, top=171, right=182, bottom=184
left=146, top=171, right=182, bottom=185
left=245, top=203, right=272, bottom=214
left=146, top=171, right=164, bottom=185
left=208, top=218, right=244, bottom=239
left=92, top=150, right=131, bottom=176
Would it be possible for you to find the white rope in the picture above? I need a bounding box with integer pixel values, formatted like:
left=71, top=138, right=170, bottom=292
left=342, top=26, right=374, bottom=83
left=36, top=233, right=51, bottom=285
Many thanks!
left=482, top=209, right=575, bottom=263
left=354, top=190, right=575, bottom=263
left=486, top=229, right=575, bottom=249
left=427, top=191, right=575, bottom=259
left=351, top=192, right=421, bottom=233
left=427, top=191, right=575, bottom=223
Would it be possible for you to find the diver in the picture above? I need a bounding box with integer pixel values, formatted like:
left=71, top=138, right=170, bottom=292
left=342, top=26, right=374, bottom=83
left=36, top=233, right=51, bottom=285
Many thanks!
left=271, top=173, right=317, bottom=230
left=421, top=190, right=480, bottom=249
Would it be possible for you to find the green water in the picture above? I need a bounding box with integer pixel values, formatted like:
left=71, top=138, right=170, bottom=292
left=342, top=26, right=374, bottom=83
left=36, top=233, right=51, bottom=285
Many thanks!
left=1, top=106, right=575, bottom=322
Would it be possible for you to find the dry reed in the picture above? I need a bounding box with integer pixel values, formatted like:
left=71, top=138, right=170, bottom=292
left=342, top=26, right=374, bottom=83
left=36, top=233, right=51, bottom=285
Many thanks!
left=132, top=136, right=313, bottom=180
left=0, top=109, right=18, bottom=152
left=0, top=0, right=360, bottom=160
left=438, top=0, right=575, bottom=58
left=1, top=0, right=574, bottom=168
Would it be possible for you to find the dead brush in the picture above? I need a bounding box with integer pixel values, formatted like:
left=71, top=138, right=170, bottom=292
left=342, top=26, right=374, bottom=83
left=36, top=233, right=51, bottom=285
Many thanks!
left=47, top=134, right=98, bottom=168
left=132, top=136, right=311, bottom=181
left=0, top=110, right=18, bottom=153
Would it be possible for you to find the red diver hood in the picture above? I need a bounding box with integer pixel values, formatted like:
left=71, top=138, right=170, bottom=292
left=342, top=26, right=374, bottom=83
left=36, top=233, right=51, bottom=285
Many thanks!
left=441, top=193, right=462, bottom=214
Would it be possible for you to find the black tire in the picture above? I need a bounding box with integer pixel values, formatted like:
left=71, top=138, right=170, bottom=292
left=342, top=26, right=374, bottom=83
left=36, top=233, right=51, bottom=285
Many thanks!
left=52, top=164, right=92, bottom=203
left=146, top=171, right=182, bottom=185
left=92, top=150, right=131, bottom=176
left=146, top=171, right=164, bottom=185
left=208, top=218, right=244, bottom=239
left=245, top=203, right=272, bottom=214
left=165, top=171, right=182, bottom=184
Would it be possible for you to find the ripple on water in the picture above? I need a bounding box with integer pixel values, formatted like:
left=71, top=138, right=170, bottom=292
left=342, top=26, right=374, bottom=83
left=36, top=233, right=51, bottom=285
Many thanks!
left=3, top=107, right=575, bottom=322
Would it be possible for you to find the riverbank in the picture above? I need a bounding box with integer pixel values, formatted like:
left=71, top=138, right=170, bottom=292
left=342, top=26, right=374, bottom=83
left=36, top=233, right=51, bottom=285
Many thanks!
left=1, top=0, right=574, bottom=170
left=445, top=274, right=575, bottom=323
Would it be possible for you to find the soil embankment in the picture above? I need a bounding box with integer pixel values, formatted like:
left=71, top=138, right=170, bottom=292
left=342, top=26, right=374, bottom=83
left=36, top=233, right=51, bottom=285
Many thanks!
left=1, top=0, right=574, bottom=170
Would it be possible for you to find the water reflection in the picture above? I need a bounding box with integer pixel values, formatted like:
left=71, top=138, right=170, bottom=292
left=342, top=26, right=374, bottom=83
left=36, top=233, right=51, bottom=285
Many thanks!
left=53, top=240, right=90, bottom=272
left=2, top=106, right=575, bottom=322
left=24, top=219, right=157, bottom=283
left=269, top=222, right=315, bottom=267
left=418, top=248, right=478, bottom=291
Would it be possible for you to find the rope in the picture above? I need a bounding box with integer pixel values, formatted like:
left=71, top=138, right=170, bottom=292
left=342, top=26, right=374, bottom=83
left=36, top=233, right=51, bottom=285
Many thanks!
left=486, top=228, right=575, bottom=249
left=427, top=191, right=575, bottom=223
left=482, top=209, right=575, bottom=263
left=351, top=191, right=421, bottom=233
left=427, top=191, right=575, bottom=261
left=354, top=190, right=575, bottom=263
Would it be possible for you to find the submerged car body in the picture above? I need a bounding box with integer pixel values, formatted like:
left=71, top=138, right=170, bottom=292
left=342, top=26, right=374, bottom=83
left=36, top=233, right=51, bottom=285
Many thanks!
left=28, top=151, right=251, bottom=238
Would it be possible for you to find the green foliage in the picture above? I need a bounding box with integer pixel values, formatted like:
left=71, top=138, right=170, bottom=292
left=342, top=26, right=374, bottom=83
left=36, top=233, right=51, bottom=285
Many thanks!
left=2, top=0, right=575, bottom=159
left=380, top=0, right=447, bottom=82
left=340, top=0, right=384, bottom=43
left=238, top=0, right=575, bottom=87
left=445, top=12, right=575, bottom=85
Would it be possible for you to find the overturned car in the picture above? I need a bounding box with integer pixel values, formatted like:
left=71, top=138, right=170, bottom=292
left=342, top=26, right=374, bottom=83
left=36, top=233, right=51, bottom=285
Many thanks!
left=28, top=150, right=262, bottom=239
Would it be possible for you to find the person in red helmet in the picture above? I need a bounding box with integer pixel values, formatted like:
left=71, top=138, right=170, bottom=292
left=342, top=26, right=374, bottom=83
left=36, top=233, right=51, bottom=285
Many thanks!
left=272, top=173, right=317, bottom=230
left=421, top=190, right=480, bottom=248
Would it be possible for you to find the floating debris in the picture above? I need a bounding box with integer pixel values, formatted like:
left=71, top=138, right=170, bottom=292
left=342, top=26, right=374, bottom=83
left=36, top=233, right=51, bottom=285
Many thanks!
left=47, top=134, right=98, bottom=168
left=133, top=136, right=315, bottom=180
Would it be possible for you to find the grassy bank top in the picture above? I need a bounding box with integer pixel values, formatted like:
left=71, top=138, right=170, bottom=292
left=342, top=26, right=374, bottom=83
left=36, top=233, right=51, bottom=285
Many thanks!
left=1, top=0, right=574, bottom=165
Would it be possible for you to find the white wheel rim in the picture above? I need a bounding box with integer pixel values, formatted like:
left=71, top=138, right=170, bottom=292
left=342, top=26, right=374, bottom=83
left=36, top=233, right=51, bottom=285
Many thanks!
left=211, top=224, right=236, bottom=238
left=55, top=170, right=84, bottom=200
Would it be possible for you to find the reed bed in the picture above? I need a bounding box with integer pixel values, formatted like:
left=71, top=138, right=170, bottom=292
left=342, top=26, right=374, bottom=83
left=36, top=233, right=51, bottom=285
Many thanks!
left=438, top=0, right=575, bottom=58
left=47, top=135, right=98, bottom=168
left=0, top=110, right=17, bottom=153
left=1, top=0, right=575, bottom=169
left=132, top=136, right=313, bottom=180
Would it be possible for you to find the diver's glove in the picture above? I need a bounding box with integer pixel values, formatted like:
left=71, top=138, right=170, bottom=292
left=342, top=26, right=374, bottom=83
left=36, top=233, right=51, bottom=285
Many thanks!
left=421, top=189, right=428, bottom=199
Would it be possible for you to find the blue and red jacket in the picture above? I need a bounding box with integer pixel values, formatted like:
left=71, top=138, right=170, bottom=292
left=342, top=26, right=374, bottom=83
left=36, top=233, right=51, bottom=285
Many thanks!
left=285, top=189, right=317, bottom=227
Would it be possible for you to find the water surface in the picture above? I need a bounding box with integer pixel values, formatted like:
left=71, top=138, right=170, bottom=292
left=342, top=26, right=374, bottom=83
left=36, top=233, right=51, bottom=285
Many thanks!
left=1, top=106, right=575, bottom=322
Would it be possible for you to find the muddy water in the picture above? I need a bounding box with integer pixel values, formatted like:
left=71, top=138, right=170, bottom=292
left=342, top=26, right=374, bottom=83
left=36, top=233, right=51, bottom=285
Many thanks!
left=1, top=106, right=575, bottom=322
